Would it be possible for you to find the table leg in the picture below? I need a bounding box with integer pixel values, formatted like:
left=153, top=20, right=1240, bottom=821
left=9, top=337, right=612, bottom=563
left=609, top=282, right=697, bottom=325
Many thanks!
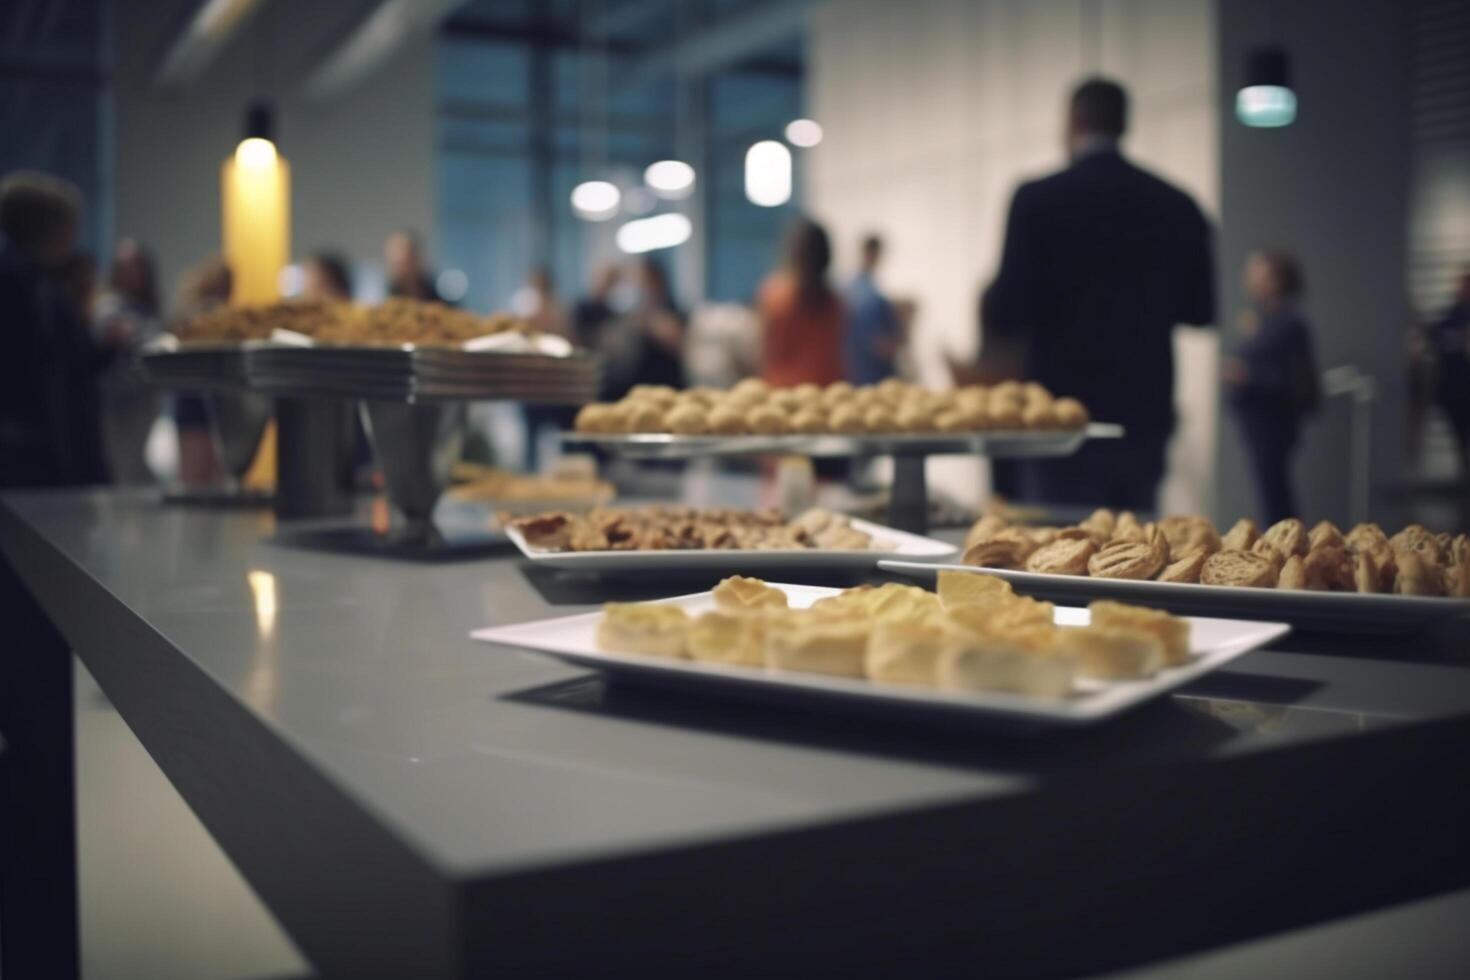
left=888, top=454, right=928, bottom=534
left=0, top=558, right=80, bottom=980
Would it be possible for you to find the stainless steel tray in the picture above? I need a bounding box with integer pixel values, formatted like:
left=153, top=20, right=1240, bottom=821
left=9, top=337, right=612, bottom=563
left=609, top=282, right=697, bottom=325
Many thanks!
left=561, top=423, right=1122, bottom=459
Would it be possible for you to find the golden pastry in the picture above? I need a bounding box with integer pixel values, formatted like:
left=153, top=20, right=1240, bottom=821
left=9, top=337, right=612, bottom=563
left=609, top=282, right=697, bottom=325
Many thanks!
left=711, top=575, right=788, bottom=614
left=1024, top=537, right=1097, bottom=575
left=665, top=404, right=709, bottom=435
left=748, top=405, right=788, bottom=435
left=1157, top=550, right=1207, bottom=584
left=936, top=569, right=1014, bottom=608
left=1111, top=511, right=1146, bottom=543
left=628, top=384, right=678, bottom=405
left=988, top=402, right=1023, bottom=430
left=862, top=406, right=897, bottom=432
left=514, top=512, right=574, bottom=550
left=1089, top=600, right=1190, bottom=666
left=1200, top=550, right=1278, bottom=588
left=1353, top=550, right=1384, bottom=594
left=963, top=514, right=1009, bottom=550
left=596, top=603, right=690, bottom=657
left=964, top=538, right=1028, bottom=569
left=1345, top=521, right=1389, bottom=554
left=946, top=594, right=1056, bottom=636
left=1389, top=524, right=1438, bottom=560
left=1158, top=516, right=1221, bottom=557
left=1219, top=517, right=1259, bottom=552
left=938, top=637, right=1074, bottom=698
left=1087, top=541, right=1165, bottom=580
left=820, top=380, right=854, bottom=408
left=574, top=403, right=616, bottom=433
left=729, top=378, right=768, bottom=402
left=625, top=401, right=666, bottom=433
left=1021, top=403, right=1054, bottom=430
left=1078, top=508, right=1116, bottom=544
left=789, top=409, right=826, bottom=434
left=934, top=410, right=967, bottom=432
left=859, top=584, right=943, bottom=624
left=827, top=404, right=865, bottom=433
left=687, top=611, right=765, bottom=667
left=1308, top=520, right=1344, bottom=551
left=1052, top=625, right=1164, bottom=679
left=1053, top=397, right=1089, bottom=428
left=706, top=405, right=746, bottom=434
left=763, top=614, right=870, bottom=678
left=1444, top=535, right=1470, bottom=597
left=1393, top=552, right=1444, bottom=596
left=1302, top=546, right=1353, bottom=591
left=1250, top=537, right=1286, bottom=571
left=866, top=620, right=951, bottom=686
left=894, top=403, right=935, bottom=432
left=1278, top=554, right=1307, bottom=590
left=1259, top=518, right=1309, bottom=559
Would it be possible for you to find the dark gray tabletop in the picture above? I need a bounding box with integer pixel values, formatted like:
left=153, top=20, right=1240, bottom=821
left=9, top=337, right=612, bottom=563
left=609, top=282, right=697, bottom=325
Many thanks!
left=4, top=488, right=1468, bottom=979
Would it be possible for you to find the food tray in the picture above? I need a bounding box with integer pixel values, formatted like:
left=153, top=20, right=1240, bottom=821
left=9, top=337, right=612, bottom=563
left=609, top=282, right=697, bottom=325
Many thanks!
left=505, top=517, right=956, bottom=573
left=878, top=560, right=1470, bottom=633
left=472, top=584, right=1288, bottom=727
left=560, top=423, right=1122, bottom=459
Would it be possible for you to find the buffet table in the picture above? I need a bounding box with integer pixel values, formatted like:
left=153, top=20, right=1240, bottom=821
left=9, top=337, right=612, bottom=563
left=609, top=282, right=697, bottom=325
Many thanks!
left=3, top=489, right=1468, bottom=979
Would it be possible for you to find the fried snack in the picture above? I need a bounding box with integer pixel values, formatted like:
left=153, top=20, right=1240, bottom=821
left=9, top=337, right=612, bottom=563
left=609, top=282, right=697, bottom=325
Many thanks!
left=988, top=401, right=1023, bottom=430
left=763, top=612, right=870, bottom=678
left=1112, top=511, right=1146, bottom=542
left=1302, top=546, right=1354, bottom=591
left=1445, top=535, right=1470, bottom=598
left=1024, top=537, right=1097, bottom=575
left=862, top=406, right=897, bottom=433
left=706, top=405, right=746, bottom=434
left=1259, top=518, right=1310, bottom=560
left=1393, top=552, right=1444, bottom=597
left=1089, top=600, right=1190, bottom=666
left=827, top=404, right=865, bottom=433
left=964, top=514, right=1010, bottom=550
left=665, top=404, right=709, bottom=435
left=1052, top=626, right=1164, bottom=679
left=1220, top=518, right=1259, bottom=552
left=936, top=569, right=1014, bottom=608
left=625, top=401, right=666, bottom=433
left=1389, top=524, right=1439, bottom=561
left=1158, top=516, right=1221, bottom=557
left=1021, top=403, right=1054, bottom=430
left=789, top=409, right=826, bottom=434
left=1346, top=521, right=1389, bottom=553
left=1088, top=541, right=1165, bottom=580
left=1250, top=537, right=1287, bottom=572
left=866, top=620, right=951, bottom=686
left=596, top=603, right=690, bottom=657
left=1077, top=508, right=1116, bottom=544
left=895, top=403, right=936, bottom=432
left=1201, top=550, right=1278, bottom=588
left=712, top=575, right=789, bottom=615
left=1308, top=520, right=1345, bottom=551
left=748, top=405, right=788, bottom=435
left=938, top=637, right=1075, bottom=698
left=1053, top=397, right=1089, bottom=428
left=1157, top=550, right=1207, bottom=584
left=1279, top=554, right=1307, bottom=590
left=687, top=611, right=765, bottom=667
left=963, top=538, right=1030, bottom=570
left=1353, top=550, right=1384, bottom=594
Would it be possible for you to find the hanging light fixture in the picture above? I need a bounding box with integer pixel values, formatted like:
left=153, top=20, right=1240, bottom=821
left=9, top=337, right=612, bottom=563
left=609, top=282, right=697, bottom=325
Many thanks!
left=644, top=160, right=696, bottom=199
left=784, top=119, right=823, bottom=148
left=615, top=213, right=692, bottom=254
left=570, top=180, right=621, bottom=221
left=222, top=99, right=290, bottom=304
left=745, top=140, right=792, bottom=207
left=1237, top=46, right=1296, bottom=127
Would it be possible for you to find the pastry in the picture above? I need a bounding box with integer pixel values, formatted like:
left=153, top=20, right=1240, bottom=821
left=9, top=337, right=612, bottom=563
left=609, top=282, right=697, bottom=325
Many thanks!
left=763, top=613, right=870, bottom=678
left=988, top=402, right=1023, bottom=430
left=1021, top=403, right=1054, bottom=430
left=665, top=404, right=709, bottom=435
left=938, top=637, right=1074, bottom=698
left=596, top=603, right=690, bottom=657
left=934, top=410, right=967, bottom=432
left=1308, top=520, right=1344, bottom=551
left=1393, top=552, right=1444, bottom=596
left=789, top=409, right=826, bottom=434
left=1353, top=550, right=1384, bottom=594
left=1052, top=625, right=1164, bottom=679
left=1157, top=550, right=1207, bottom=583
left=706, top=405, right=746, bottom=434
left=827, top=404, right=865, bottom=433
left=1089, top=600, right=1190, bottom=665
left=748, top=405, right=788, bottom=435
left=1024, top=537, right=1097, bottom=575
left=687, top=611, right=765, bottom=667
left=862, top=406, right=896, bottom=432
left=866, top=620, right=951, bottom=686
left=945, top=594, right=1056, bottom=636
left=1259, top=518, right=1309, bottom=559
left=1250, top=537, right=1286, bottom=571
left=1111, top=511, right=1145, bottom=543
left=1078, top=508, right=1116, bottom=544
left=858, top=584, right=943, bottom=624
left=1445, top=535, right=1470, bottom=597
left=1088, top=541, right=1165, bottom=580
left=1052, top=397, right=1089, bottom=428
left=1158, top=516, right=1221, bottom=557
left=1389, top=524, right=1438, bottom=560
left=964, top=514, right=1010, bottom=550
left=1200, top=550, right=1278, bottom=588
left=712, top=575, right=788, bottom=614
left=1302, top=546, right=1353, bottom=591
left=936, top=569, right=1014, bottom=608
left=1278, top=554, right=1307, bottom=590
left=963, top=538, right=1030, bottom=570
left=1219, top=518, right=1259, bottom=552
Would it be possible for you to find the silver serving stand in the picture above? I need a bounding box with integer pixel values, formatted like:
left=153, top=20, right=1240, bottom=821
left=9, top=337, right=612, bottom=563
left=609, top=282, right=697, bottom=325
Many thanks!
left=562, top=424, right=1123, bottom=534
left=143, top=342, right=599, bottom=557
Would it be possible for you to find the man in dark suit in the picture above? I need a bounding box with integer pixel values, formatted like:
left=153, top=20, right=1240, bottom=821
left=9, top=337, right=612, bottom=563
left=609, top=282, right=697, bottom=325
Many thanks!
left=982, top=78, right=1215, bottom=512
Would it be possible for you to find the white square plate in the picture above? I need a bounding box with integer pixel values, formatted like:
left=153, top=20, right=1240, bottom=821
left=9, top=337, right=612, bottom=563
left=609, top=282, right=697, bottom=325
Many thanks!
left=472, top=584, right=1289, bottom=727
left=506, top=518, right=956, bottom=572
left=878, top=560, right=1470, bottom=633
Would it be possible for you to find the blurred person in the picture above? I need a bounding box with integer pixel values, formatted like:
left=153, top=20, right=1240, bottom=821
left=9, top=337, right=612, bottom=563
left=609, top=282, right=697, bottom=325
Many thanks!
left=843, top=233, right=900, bottom=385
left=95, top=238, right=164, bottom=484
left=302, top=251, right=353, bottom=301
left=171, top=256, right=233, bottom=486
left=600, top=256, right=686, bottom=400
left=1429, top=268, right=1470, bottom=481
left=573, top=261, right=620, bottom=353
left=1223, top=251, right=1320, bottom=524
left=384, top=229, right=438, bottom=301
left=0, top=170, right=110, bottom=486
left=516, top=265, right=573, bottom=468
left=759, top=217, right=843, bottom=387
left=981, top=77, right=1215, bottom=511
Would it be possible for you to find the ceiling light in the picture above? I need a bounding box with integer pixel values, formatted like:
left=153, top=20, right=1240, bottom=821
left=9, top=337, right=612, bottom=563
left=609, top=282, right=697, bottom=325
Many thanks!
left=615, top=213, right=692, bottom=254
left=644, top=160, right=696, bottom=199
left=745, top=140, right=792, bottom=208
left=570, top=180, right=621, bottom=221
left=785, top=118, right=823, bottom=148
left=1237, top=47, right=1296, bottom=127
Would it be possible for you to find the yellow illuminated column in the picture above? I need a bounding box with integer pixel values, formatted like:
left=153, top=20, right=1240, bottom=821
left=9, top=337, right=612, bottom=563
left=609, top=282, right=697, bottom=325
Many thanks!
left=221, top=136, right=290, bottom=304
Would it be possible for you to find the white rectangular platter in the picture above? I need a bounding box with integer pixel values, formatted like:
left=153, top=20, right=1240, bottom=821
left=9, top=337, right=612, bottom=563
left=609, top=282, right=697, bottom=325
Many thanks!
left=878, top=560, right=1470, bottom=633
left=507, top=518, right=956, bottom=572
left=471, top=584, right=1289, bottom=727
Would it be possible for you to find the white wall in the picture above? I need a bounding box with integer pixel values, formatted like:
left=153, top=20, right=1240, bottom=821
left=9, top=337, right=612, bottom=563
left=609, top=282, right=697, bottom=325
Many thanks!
left=806, top=0, right=1220, bottom=513
left=112, top=3, right=436, bottom=313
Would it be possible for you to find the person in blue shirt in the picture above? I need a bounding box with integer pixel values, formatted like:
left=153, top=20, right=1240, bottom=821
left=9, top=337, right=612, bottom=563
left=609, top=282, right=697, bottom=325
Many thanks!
left=842, top=234, right=899, bottom=385
left=1223, top=250, right=1320, bottom=524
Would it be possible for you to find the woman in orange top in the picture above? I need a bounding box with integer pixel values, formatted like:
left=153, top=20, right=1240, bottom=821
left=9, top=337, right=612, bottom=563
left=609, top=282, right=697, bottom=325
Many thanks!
left=757, top=218, right=843, bottom=387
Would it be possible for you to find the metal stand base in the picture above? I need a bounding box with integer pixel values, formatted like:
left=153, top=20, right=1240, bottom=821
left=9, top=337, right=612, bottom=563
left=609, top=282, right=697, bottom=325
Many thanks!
left=888, top=455, right=929, bottom=534
left=272, top=521, right=509, bottom=562
left=275, top=398, right=354, bottom=520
